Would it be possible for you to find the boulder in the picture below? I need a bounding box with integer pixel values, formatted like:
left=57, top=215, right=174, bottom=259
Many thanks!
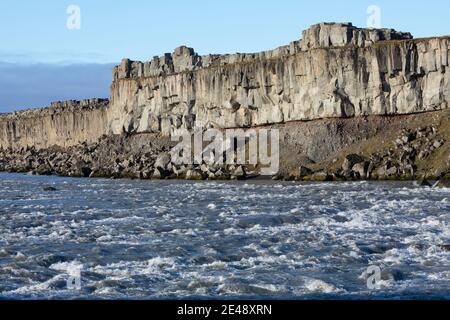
left=310, top=171, right=333, bottom=182
left=43, top=186, right=58, bottom=192
left=81, top=167, right=92, bottom=178
left=232, top=166, right=246, bottom=180
left=185, top=170, right=203, bottom=181
left=420, top=180, right=433, bottom=187
left=342, top=154, right=366, bottom=171
left=173, top=165, right=188, bottom=177
left=433, top=140, right=443, bottom=149
left=214, top=169, right=230, bottom=180
left=154, top=152, right=171, bottom=171
left=299, top=166, right=313, bottom=177
left=352, top=161, right=369, bottom=179
left=152, top=168, right=166, bottom=180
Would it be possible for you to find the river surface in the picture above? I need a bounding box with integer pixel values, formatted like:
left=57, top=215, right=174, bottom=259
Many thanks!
left=0, top=173, right=449, bottom=300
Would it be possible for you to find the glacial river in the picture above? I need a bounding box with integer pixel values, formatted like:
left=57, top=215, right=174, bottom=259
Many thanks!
left=0, top=173, right=449, bottom=299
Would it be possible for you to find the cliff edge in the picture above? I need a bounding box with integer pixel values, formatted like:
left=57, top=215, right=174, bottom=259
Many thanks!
left=107, top=22, right=449, bottom=137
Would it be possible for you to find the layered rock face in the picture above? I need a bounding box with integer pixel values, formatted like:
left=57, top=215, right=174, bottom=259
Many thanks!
left=108, top=22, right=450, bottom=136
left=0, top=99, right=109, bottom=150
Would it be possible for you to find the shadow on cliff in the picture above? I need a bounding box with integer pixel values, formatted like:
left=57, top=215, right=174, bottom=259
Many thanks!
left=0, top=62, right=114, bottom=113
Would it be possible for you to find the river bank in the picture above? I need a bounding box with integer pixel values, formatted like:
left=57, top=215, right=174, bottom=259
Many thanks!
left=1, top=111, right=449, bottom=185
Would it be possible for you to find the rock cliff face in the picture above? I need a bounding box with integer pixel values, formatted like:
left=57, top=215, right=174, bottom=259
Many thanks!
left=107, top=23, right=450, bottom=136
left=0, top=22, right=449, bottom=172
left=0, top=99, right=109, bottom=150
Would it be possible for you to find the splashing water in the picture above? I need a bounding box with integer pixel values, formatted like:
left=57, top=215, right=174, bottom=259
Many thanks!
left=0, top=173, right=449, bottom=299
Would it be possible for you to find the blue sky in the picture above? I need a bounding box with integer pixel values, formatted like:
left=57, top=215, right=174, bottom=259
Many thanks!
left=0, top=0, right=449, bottom=112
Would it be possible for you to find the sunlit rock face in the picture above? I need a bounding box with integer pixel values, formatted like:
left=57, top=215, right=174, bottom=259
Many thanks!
left=1, top=22, right=449, bottom=151
left=0, top=99, right=109, bottom=150
left=107, top=23, right=449, bottom=136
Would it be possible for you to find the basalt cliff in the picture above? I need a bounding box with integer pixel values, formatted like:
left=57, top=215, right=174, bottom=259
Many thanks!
left=108, top=22, right=448, bottom=136
left=1, top=23, right=449, bottom=183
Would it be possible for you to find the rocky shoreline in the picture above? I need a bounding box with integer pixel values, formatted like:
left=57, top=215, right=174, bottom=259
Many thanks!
left=299, top=125, right=449, bottom=183
left=1, top=122, right=449, bottom=187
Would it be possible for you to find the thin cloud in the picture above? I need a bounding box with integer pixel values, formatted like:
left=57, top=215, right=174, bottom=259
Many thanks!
left=0, top=62, right=115, bottom=113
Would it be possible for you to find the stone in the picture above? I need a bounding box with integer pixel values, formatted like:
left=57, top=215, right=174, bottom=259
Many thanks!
left=342, top=154, right=366, bottom=171
left=232, top=166, right=246, bottom=180
left=433, top=140, right=443, bottom=149
left=386, top=166, right=398, bottom=176
left=375, top=166, right=388, bottom=178
left=420, top=180, right=433, bottom=187
left=352, top=161, right=369, bottom=179
left=152, top=168, right=164, bottom=179
left=300, top=23, right=412, bottom=50
left=185, top=170, right=203, bottom=180
left=214, top=169, right=230, bottom=180
left=154, top=152, right=171, bottom=170
left=43, top=186, right=58, bottom=192
left=208, top=172, right=216, bottom=180
left=81, top=167, right=92, bottom=178
left=173, top=165, right=188, bottom=177
left=395, top=138, right=405, bottom=146
left=310, top=171, right=333, bottom=182
left=299, top=166, right=313, bottom=177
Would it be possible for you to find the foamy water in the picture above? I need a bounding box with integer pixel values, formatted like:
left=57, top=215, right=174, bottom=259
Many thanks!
left=0, top=173, right=449, bottom=299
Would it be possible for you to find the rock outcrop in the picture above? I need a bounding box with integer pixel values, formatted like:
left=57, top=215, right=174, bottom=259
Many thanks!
left=0, top=99, right=109, bottom=150
left=107, top=22, right=449, bottom=136
left=0, top=22, right=449, bottom=182
left=1, top=109, right=448, bottom=182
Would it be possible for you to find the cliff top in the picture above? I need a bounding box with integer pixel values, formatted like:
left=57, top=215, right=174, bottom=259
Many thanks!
left=0, top=99, right=109, bottom=120
left=113, top=22, right=416, bottom=80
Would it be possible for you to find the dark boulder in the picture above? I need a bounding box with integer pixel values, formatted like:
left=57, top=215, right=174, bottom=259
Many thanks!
left=43, top=186, right=58, bottom=192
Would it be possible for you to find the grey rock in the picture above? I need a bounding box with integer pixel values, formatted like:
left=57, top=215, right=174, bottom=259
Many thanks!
left=342, top=154, right=366, bottom=171
left=433, top=140, right=443, bottom=149
left=420, top=180, right=433, bottom=187
left=299, top=165, right=313, bottom=177
left=311, top=171, right=333, bottom=182
left=352, top=161, right=369, bottom=179
left=232, top=166, right=246, bottom=180
left=154, top=152, right=171, bottom=170
left=152, top=168, right=165, bottom=179
left=185, top=170, right=203, bottom=180
left=43, top=186, right=58, bottom=192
